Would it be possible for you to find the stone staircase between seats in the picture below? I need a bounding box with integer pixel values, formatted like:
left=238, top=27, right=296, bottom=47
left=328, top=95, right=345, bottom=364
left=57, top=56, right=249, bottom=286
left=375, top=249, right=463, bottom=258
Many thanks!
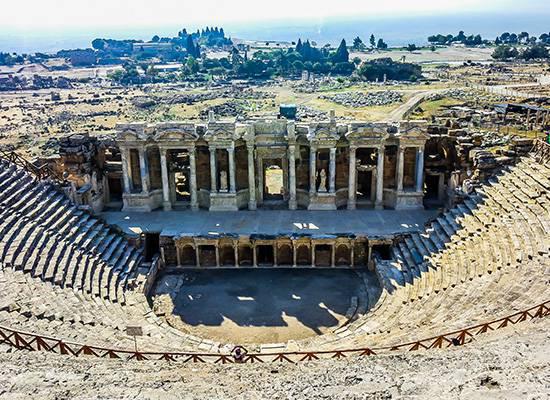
left=298, top=155, right=549, bottom=351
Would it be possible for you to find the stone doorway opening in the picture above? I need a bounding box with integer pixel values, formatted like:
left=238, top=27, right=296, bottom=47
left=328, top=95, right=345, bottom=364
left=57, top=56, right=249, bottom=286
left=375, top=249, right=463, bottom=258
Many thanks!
left=169, top=150, right=191, bottom=205
left=424, top=173, right=444, bottom=208
left=264, top=161, right=284, bottom=202
left=144, top=232, right=160, bottom=262
left=357, top=170, right=374, bottom=201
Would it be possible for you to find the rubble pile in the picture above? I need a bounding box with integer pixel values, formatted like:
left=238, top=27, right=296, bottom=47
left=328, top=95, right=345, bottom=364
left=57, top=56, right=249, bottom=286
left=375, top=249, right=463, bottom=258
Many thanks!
left=0, top=75, right=73, bottom=91
left=164, top=87, right=274, bottom=106
left=296, top=106, right=329, bottom=120
left=319, top=91, right=402, bottom=107
left=198, top=100, right=250, bottom=119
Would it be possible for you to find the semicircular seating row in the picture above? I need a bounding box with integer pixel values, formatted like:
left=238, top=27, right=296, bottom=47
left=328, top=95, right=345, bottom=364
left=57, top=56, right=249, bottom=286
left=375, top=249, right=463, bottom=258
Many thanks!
left=305, top=155, right=549, bottom=351
left=0, top=159, right=144, bottom=304
left=0, top=155, right=548, bottom=355
left=0, top=158, right=224, bottom=352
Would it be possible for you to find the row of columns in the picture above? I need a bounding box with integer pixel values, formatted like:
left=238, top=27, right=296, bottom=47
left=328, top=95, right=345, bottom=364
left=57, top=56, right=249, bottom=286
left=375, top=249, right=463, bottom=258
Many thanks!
left=209, top=146, right=236, bottom=194
left=348, top=146, right=384, bottom=210
left=122, top=144, right=425, bottom=210
left=397, top=146, right=424, bottom=193
left=120, top=146, right=198, bottom=211
left=347, top=145, right=424, bottom=210
left=121, top=147, right=151, bottom=195
left=309, top=146, right=337, bottom=194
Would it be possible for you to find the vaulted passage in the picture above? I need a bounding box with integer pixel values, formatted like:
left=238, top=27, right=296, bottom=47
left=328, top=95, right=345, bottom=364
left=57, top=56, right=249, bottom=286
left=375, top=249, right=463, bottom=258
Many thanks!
left=172, top=236, right=369, bottom=268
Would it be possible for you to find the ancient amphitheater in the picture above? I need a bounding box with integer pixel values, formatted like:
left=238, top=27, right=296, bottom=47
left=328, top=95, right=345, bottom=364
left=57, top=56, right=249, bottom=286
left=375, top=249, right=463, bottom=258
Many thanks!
left=0, top=118, right=549, bottom=398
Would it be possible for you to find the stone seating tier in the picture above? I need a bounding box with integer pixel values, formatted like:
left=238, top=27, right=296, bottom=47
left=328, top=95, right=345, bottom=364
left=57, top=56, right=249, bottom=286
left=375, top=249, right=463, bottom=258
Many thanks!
left=0, top=155, right=548, bottom=354
left=0, top=159, right=144, bottom=303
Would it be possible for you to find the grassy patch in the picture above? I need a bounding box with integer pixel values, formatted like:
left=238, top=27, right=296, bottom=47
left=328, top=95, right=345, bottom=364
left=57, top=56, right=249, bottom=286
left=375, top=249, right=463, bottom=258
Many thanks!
left=411, top=97, right=464, bottom=119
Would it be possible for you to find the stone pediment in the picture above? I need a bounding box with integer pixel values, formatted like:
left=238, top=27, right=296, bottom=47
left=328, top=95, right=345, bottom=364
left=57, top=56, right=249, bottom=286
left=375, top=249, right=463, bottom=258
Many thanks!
left=116, top=123, right=148, bottom=142
left=398, top=121, right=430, bottom=144
left=204, top=122, right=237, bottom=142
left=153, top=123, right=198, bottom=142
left=307, top=123, right=340, bottom=144
left=346, top=123, right=391, bottom=142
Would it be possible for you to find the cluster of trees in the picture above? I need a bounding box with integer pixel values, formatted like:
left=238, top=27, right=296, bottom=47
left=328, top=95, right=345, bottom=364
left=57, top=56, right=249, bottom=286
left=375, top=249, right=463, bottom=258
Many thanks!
left=89, top=27, right=233, bottom=64
left=492, top=44, right=549, bottom=61
left=427, top=30, right=550, bottom=48
left=108, top=36, right=424, bottom=85
left=357, top=58, right=422, bottom=82
left=428, top=31, right=484, bottom=46
left=0, top=52, right=25, bottom=66
left=220, top=39, right=355, bottom=78
left=352, top=35, right=387, bottom=51
left=496, top=32, right=537, bottom=45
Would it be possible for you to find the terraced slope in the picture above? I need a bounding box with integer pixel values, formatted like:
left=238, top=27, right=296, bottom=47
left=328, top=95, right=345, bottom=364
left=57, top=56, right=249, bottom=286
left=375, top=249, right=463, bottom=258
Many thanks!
left=0, top=159, right=143, bottom=303
left=322, top=155, right=549, bottom=350
left=0, top=153, right=548, bottom=355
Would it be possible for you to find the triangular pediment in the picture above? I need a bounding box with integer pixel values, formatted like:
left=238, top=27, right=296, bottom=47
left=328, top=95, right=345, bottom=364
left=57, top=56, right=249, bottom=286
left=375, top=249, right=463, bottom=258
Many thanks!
left=153, top=125, right=198, bottom=141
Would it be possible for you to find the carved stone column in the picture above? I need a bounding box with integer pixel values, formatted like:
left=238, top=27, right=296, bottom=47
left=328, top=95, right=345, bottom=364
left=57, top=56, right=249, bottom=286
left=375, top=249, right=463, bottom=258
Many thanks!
left=415, top=147, right=425, bottom=193
left=189, top=148, right=198, bottom=210
left=396, top=146, right=405, bottom=192
left=375, top=146, right=384, bottom=209
left=329, top=147, right=336, bottom=194
left=309, top=146, right=317, bottom=194
left=288, top=144, right=297, bottom=210
left=120, top=148, right=132, bottom=194
left=228, top=147, right=236, bottom=194
left=347, top=146, right=356, bottom=210
left=195, top=245, right=201, bottom=268
left=138, top=147, right=150, bottom=193
left=215, top=246, right=220, bottom=267
left=159, top=148, right=171, bottom=211
left=234, top=244, right=239, bottom=268
left=247, top=144, right=256, bottom=210
left=209, top=147, right=217, bottom=193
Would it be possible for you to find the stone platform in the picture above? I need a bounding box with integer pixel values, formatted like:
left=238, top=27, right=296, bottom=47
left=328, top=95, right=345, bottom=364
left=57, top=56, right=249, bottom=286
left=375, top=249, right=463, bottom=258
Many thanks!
left=101, top=209, right=438, bottom=239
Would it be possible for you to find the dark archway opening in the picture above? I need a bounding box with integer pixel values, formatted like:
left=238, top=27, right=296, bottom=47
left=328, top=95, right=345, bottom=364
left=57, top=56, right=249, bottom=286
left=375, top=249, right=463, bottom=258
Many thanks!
left=257, top=245, right=274, bottom=266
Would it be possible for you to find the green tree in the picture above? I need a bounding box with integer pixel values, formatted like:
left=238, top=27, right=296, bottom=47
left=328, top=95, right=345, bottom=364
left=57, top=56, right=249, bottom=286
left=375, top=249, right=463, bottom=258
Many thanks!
left=491, top=45, right=519, bottom=60
left=352, top=57, right=362, bottom=66
left=91, top=38, right=105, bottom=50
left=352, top=36, right=366, bottom=51
left=518, top=32, right=529, bottom=44
left=333, top=39, right=349, bottom=63
left=370, top=34, right=376, bottom=48
left=407, top=44, right=418, bottom=52
left=292, top=60, right=305, bottom=71
left=151, top=35, right=160, bottom=43
left=520, top=44, right=549, bottom=60
left=376, top=38, right=388, bottom=50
